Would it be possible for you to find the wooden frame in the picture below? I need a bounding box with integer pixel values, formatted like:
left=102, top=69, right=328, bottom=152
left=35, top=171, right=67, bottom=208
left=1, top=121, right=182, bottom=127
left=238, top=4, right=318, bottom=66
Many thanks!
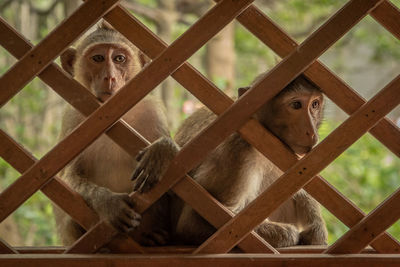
left=1, top=0, right=400, bottom=264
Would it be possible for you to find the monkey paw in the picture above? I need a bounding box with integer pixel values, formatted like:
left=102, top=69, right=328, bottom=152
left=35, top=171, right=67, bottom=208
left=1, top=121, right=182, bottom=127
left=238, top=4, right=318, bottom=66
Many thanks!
left=132, top=137, right=179, bottom=193
left=100, top=192, right=142, bottom=233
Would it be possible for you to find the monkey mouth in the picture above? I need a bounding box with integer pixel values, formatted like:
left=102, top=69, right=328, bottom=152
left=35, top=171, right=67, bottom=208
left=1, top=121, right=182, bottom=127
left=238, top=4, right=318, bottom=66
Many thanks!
left=290, top=144, right=312, bottom=156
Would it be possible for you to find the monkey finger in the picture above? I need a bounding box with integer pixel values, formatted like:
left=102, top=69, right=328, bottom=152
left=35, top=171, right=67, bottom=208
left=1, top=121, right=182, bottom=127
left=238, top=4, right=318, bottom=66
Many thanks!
left=135, top=149, right=146, bottom=162
left=140, top=178, right=156, bottom=193
left=131, top=166, right=144, bottom=181
left=133, top=173, right=149, bottom=192
left=124, top=208, right=141, bottom=221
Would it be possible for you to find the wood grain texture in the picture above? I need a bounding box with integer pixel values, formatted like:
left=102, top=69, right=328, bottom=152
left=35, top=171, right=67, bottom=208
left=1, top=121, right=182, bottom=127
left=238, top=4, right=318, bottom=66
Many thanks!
left=195, top=73, right=400, bottom=254
left=2, top=254, right=400, bottom=267
left=0, top=0, right=120, bottom=108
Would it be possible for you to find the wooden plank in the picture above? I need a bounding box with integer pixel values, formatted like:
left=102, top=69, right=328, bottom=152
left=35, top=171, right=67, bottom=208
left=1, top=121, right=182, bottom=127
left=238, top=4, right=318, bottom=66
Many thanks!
left=0, top=239, right=17, bottom=254
left=194, top=73, right=400, bottom=254
left=236, top=3, right=400, bottom=158
left=0, top=16, right=271, bottom=254
left=14, top=245, right=382, bottom=254
left=326, top=187, right=400, bottom=254
left=106, top=0, right=382, bottom=210
left=2, top=254, right=400, bottom=267
left=0, top=130, right=98, bottom=230
left=0, top=0, right=252, bottom=224
left=107, top=0, right=400, bottom=253
left=0, top=0, right=120, bottom=108
left=104, top=5, right=400, bottom=253
left=371, top=0, right=400, bottom=41
left=115, top=0, right=381, bottom=253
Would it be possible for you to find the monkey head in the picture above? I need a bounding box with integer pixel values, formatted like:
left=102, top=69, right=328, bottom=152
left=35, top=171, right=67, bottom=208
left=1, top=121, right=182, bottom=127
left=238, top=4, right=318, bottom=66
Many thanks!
left=60, top=22, right=146, bottom=102
left=239, top=75, right=324, bottom=156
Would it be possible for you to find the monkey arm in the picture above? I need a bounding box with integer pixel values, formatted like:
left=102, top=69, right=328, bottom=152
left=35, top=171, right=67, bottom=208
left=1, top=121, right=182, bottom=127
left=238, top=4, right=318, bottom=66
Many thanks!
left=131, top=136, right=179, bottom=193
left=293, top=189, right=328, bottom=245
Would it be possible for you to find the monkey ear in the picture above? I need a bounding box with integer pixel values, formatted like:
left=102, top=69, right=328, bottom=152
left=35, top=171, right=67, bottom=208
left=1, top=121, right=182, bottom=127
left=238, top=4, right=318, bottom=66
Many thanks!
left=60, top=48, right=76, bottom=76
left=138, top=52, right=151, bottom=68
left=238, top=86, right=250, bottom=98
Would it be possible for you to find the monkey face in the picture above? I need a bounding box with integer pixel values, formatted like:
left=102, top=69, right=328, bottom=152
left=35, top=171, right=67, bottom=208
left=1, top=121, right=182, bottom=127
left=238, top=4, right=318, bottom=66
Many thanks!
left=260, top=89, right=324, bottom=156
left=82, top=43, right=141, bottom=102
left=61, top=42, right=142, bottom=103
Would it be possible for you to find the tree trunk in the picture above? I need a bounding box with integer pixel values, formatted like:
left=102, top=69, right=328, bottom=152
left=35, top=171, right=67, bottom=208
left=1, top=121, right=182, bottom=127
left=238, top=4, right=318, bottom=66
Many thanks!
left=206, top=22, right=236, bottom=97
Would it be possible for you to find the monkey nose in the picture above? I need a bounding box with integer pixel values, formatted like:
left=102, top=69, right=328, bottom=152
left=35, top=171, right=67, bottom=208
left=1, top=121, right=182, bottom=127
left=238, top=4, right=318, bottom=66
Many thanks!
left=103, top=77, right=116, bottom=90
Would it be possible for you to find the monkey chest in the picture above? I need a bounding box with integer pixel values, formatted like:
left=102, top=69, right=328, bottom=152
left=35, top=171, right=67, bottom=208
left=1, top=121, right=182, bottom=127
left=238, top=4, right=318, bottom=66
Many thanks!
left=82, top=135, right=136, bottom=192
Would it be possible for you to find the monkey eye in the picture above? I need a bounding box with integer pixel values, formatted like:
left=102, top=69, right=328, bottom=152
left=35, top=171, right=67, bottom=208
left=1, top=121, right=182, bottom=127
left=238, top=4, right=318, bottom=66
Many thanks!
left=114, top=55, right=126, bottom=63
left=290, top=101, right=302, bottom=110
left=312, top=100, right=320, bottom=109
left=92, top=55, right=104, bottom=62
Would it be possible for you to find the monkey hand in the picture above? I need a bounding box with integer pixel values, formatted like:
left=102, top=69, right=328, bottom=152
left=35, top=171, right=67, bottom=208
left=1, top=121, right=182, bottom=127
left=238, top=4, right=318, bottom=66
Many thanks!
left=299, top=223, right=328, bottom=245
left=97, top=192, right=142, bottom=233
left=132, top=137, right=179, bottom=193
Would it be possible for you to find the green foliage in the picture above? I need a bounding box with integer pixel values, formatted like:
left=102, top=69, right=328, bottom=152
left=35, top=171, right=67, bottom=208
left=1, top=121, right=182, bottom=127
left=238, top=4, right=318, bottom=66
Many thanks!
left=319, top=121, right=400, bottom=243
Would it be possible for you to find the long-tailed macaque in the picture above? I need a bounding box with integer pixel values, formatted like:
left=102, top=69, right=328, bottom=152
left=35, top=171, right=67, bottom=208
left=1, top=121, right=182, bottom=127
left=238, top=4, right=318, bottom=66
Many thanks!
left=53, top=22, right=171, bottom=246
left=132, top=75, right=328, bottom=247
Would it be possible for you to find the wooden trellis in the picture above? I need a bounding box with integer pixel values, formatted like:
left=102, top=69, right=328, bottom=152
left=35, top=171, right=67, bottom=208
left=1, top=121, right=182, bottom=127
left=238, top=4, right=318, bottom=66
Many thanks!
left=0, top=0, right=400, bottom=265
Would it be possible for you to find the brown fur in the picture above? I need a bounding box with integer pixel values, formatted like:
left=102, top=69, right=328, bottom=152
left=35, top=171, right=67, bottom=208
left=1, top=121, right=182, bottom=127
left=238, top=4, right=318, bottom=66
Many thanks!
left=53, top=22, right=171, bottom=247
left=133, top=74, right=328, bottom=247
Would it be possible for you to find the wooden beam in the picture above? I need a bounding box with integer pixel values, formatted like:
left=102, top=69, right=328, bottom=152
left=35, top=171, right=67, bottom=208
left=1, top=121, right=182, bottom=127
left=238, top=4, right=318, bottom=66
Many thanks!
left=0, top=0, right=253, bottom=225
left=0, top=239, right=17, bottom=254
left=0, top=0, right=120, bottom=108
left=0, top=130, right=99, bottom=231
left=105, top=2, right=400, bottom=253
left=195, top=72, right=400, bottom=253
left=0, top=15, right=272, bottom=254
left=326, top=186, right=400, bottom=254
left=2, top=254, right=400, bottom=267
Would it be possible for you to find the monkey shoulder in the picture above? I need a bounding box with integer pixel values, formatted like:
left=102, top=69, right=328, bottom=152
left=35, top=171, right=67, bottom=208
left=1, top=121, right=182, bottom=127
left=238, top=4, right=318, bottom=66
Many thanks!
left=174, top=107, right=216, bottom=146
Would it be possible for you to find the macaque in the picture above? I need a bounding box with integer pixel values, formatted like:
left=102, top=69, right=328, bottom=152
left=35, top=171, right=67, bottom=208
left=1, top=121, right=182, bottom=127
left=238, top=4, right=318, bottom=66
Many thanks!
left=133, top=74, right=328, bottom=247
left=53, top=22, right=171, bottom=247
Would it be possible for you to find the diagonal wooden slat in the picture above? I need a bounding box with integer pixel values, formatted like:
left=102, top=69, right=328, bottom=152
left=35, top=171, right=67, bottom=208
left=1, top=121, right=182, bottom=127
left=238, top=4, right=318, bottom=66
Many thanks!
left=195, top=73, right=400, bottom=253
left=105, top=2, right=400, bottom=253
left=0, top=16, right=273, bottom=254
left=0, top=130, right=145, bottom=254
left=325, top=187, right=400, bottom=254
left=0, top=239, right=17, bottom=254
left=122, top=0, right=382, bottom=246
left=0, top=0, right=253, bottom=226
left=371, top=0, right=400, bottom=41
left=0, top=130, right=98, bottom=230
left=237, top=3, right=400, bottom=158
left=0, top=0, right=120, bottom=108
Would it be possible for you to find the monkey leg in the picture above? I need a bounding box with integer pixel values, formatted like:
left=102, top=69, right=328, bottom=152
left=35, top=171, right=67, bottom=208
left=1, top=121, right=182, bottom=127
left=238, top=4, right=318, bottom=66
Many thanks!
left=294, top=190, right=328, bottom=245
left=174, top=204, right=215, bottom=245
left=255, top=219, right=299, bottom=248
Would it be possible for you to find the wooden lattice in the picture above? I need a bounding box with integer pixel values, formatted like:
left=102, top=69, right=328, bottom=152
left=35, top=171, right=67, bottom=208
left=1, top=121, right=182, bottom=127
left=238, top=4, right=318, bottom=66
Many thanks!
left=1, top=0, right=400, bottom=265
